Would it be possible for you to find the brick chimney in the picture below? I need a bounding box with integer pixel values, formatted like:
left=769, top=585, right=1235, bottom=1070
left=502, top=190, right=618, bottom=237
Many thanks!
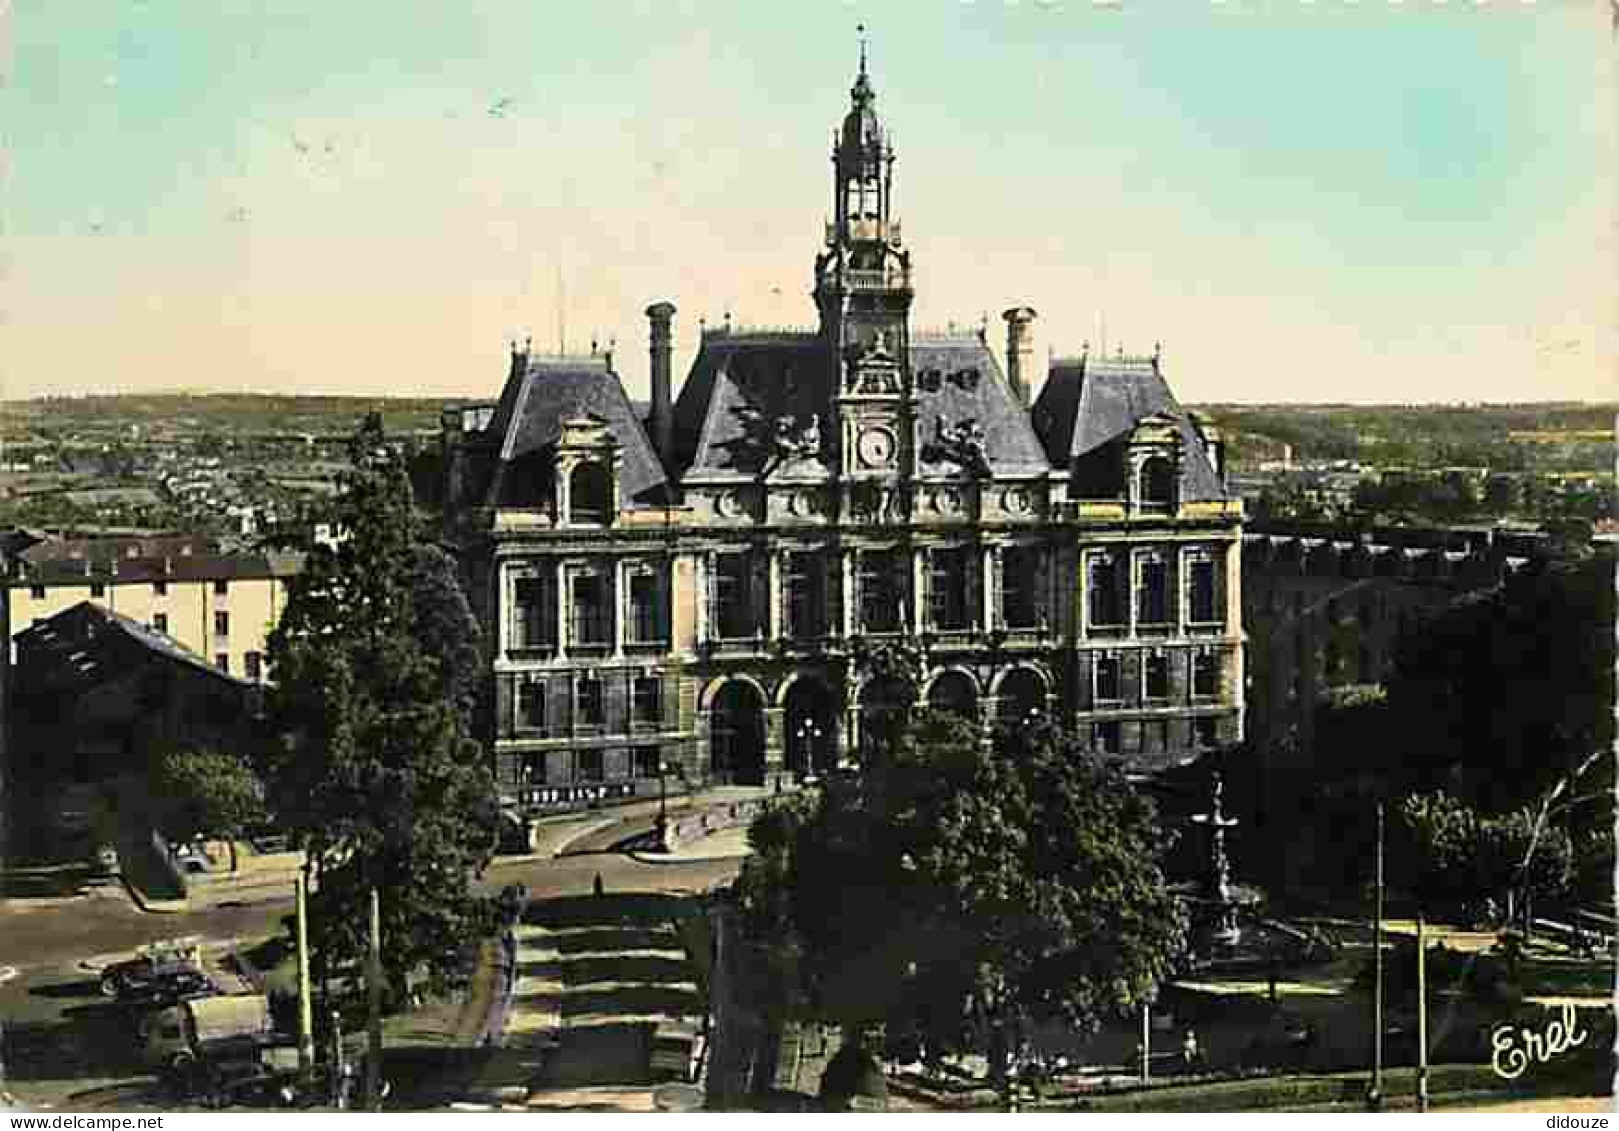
left=1003, top=306, right=1037, bottom=408
left=645, top=301, right=677, bottom=468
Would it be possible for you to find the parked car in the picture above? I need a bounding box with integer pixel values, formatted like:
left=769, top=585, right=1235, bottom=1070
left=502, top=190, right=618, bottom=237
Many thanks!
left=100, top=938, right=207, bottom=1000
left=120, top=969, right=218, bottom=1011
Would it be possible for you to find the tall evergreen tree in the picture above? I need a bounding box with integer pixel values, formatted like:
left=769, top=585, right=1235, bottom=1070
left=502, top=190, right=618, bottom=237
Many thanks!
left=262, top=413, right=498, bottom=999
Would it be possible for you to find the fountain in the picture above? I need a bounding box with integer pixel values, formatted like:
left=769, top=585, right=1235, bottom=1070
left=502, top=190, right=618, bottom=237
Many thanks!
left=1175, top=767, right=1336, bottom=973
left=1188, top=771, right=1244, bottom=948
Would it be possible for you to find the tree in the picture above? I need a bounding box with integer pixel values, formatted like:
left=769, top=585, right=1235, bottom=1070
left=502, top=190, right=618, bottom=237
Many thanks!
left=151, top=747, right=267, bottom=871
left=1394, top=790, right=1577, bottom=923
left=261, top=413, right=498, bottom=1001
left=1386, top=554, right=1614, bottom=815
left=735, top=711, right=1185, bottom=1087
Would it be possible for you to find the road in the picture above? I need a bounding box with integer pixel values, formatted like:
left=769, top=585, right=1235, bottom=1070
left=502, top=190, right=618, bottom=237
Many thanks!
left=0, top=816, right=746, bottom=1111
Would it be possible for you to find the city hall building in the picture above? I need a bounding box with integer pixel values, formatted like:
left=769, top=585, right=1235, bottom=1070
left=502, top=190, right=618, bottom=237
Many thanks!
left=441, top=53, right=1245, bottom=822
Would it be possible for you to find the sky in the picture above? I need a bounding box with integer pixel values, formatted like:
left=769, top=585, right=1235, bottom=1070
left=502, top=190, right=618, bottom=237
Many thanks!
left=4, top=1, right=1615, bottom=406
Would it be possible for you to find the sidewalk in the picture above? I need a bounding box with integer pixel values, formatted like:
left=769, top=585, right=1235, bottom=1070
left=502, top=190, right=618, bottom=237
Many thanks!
left=631, top=825, right=753, bottom=864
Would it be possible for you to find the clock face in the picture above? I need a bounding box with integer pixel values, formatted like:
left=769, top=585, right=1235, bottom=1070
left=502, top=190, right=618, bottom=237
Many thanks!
left=856, top=427, right=897, bottom=468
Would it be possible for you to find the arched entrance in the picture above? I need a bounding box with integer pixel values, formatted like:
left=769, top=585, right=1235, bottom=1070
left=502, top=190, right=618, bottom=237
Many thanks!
left=926, top=669, right=979, bottom=721
left=995, top=667, right=1047, bottom=729
left=710, top=680, right=766, bottom=785
left=783, top=677, right=838, bottom=778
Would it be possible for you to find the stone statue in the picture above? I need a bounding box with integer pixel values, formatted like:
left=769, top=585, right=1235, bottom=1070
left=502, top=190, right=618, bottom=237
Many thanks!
left=934, top=416, right=989, bottom=475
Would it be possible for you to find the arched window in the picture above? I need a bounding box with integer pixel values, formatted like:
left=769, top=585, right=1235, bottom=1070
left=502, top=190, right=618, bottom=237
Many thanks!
left=1140, top=456, right=1175, bottom=507
left=569, top=462, right=613, bottom=525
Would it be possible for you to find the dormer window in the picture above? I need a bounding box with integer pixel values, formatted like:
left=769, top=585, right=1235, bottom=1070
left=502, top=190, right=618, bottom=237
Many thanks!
left=569, top=462, right=613, bottom=525
left=1140, top=456, right=1175, bottom=508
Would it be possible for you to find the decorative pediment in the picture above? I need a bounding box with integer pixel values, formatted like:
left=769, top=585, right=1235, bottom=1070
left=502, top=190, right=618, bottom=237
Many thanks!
left=557, top=412, right=618, bottom=452
left=845, top=333, right=904, bottom=395
left=1128, top=412, right=1181, bottom=448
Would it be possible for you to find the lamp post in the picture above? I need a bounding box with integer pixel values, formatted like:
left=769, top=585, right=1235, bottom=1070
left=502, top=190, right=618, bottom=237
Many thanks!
left=794, top=716, right=824, bottom=780
left=654, top=760, right=674, bottom=852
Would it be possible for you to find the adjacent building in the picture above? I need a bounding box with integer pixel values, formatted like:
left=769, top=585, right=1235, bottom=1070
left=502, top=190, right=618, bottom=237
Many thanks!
left=6, top=533, right=299, bottom=682
left=442, top=54, right=1245, bottom=823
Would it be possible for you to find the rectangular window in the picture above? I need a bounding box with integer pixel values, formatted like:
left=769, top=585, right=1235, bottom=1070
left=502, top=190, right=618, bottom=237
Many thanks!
left=215, top=652, right=229, bottom=673
left=1095, top=656, right=1121, bottom=703
left=785, top=551, right=824, bottom=639
left=634, top=748, right=661, bottom=778
left=714, top=553, right=755, bottom=639
left=213, top=580, right=228, bottom=596
left=633, top=677, right=661, bottom=725
left=513, top=575, right=551, bottom=648
left=1144, top=654, right=1169, bottom=700
left=90, top=583, right=106, bottom=598
left=153, top=580, right=168, bottom=597
left=570, top=573, right=609, bottom=645
left=1001, top=545, right=1040, bottom=629
left=519, top=682, right=546, bottom=730
left=1189, top=558, right=1216, bottom=622
left=1139, top=558, right=1169, bottom=625
left=244, top=652, right=263, bottom=682
left=929, top=547, right=971, bottom=631
left=860, top=549, right=905, bottom=633
left=577, top=677, right=604, bottom=726
left=577, top=749, right=604, bottom=782
left=1094, top=720, right=1122, bottom=754
left=28, top=584, right=45, bottom=600
left=1193, top=651, right=1219, bottom=698
left=214, top=611, right=230, bottom=638
left=153, top=613, right=168, bottom=634
left=1088, top=556, right=1122, bottom=626
left=628, top=570, right=664, bottom=642
left=1195, top=716, right=1219, bottom=749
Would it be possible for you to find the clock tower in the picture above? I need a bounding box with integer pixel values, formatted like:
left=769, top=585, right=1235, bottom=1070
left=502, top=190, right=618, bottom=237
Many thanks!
left=814, top=33, right=916, bottom=502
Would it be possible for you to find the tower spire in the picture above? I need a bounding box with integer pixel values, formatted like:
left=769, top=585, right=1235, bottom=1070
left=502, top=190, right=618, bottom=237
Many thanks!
left=858, top=23, right=868, bottom=79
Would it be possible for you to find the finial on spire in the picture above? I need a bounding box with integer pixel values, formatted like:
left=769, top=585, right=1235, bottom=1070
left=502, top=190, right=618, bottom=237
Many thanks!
left=1153, top=340, right=1162, bottom=361
left=857, top=23, right=868, bottom=77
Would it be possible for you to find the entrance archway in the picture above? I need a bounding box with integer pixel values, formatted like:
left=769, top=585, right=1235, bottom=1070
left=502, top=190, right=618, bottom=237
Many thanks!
left=995, top=666, right=1047, bottom=729
left=926, top=669, right=979, bottom=721
left=710, top=680, right=766, bottom=785
left=783, top=676, right=838, bottom=778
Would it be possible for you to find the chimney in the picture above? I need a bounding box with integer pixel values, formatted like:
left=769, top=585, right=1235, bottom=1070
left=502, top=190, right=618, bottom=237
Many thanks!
left=1003, top=306, right=1037, bottom=408
left=646, top=301, right=677, bottom=468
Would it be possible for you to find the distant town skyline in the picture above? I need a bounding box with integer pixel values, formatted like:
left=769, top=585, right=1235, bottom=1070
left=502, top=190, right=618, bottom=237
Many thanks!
left=6, top=2, right=1614, bottom=406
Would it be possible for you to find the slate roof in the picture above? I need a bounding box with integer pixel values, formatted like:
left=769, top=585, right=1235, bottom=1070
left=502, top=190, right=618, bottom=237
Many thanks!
left=670, top=332, right=1050, bottom=480
left=13, top=550, right=291, bottom=587
left=482, top=354, right=669, bottom=506
left=911, top=337, right=1049, bottom=477
left=1033, top=354, right=1228, bottom=502
left=671, top=334, right=827, bottom=480
left=15, top=600, right=258, bottom=699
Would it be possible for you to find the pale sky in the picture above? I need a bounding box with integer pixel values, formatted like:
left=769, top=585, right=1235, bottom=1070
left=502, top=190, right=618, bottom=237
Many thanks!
left=5, top=1, right=1615, bottom=406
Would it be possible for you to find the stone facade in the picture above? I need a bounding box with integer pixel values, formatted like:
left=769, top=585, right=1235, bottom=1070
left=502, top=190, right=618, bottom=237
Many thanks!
left=442, top=55, right=1244, bottom=820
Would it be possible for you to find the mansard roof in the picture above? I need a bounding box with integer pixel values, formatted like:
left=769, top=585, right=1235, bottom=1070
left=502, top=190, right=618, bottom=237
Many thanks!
left=1033, top=353, right=1228, bottom=501
left=911, top=336, right=1049, bottom=477
left=483, top=353, right=669, bottom=505
left=670, top=331, right=1050, bottom=481
left=671, top=332, right=826, bottom=481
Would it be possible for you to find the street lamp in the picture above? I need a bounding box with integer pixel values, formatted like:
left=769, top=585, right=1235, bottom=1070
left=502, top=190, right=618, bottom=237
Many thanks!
left=794, top=716, right=824, bottom=780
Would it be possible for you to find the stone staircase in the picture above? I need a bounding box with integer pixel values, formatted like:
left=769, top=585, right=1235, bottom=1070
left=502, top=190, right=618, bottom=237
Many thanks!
left=522, top=896, right=705, bottom=1107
